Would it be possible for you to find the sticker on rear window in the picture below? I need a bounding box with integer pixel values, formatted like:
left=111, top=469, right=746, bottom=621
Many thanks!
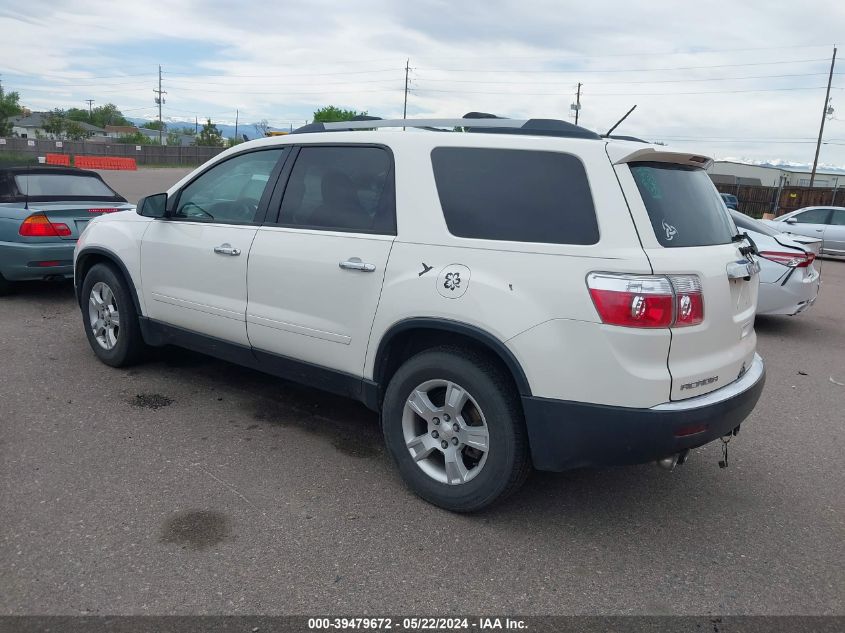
left=662, top=219, right=677, bottom=241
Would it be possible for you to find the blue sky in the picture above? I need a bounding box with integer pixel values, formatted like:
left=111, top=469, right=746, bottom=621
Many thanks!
left=1, top=0, right=844, bottom=167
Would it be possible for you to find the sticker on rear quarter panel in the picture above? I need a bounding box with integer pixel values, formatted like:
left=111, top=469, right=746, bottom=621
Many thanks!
left=437, top=264, right=470, bottom=298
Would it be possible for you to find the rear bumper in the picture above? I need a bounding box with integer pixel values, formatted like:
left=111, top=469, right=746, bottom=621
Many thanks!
left=522, top=353, right=765, bottom=471
left=757, top=269, right=820, bottom=316
left=0, top=240, right=75, bottom=280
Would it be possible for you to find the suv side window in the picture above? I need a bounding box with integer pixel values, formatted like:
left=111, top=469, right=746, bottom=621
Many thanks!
left=277, top=146, right=395, bottom=234
left=430, top=147, right=599, bottom=245
left=831, top=209, right=845, bottom=225
left=174, top=149, right=286, bottom=223
left=793, top=208, right=832, bottom=224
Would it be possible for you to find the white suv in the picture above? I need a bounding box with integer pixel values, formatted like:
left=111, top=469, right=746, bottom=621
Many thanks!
left=74, top=116, right=766, bottom=512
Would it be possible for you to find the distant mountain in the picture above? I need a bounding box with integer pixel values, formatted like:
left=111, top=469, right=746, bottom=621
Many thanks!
left=127, top=117, right=291, bottom=140
left=722, top=156, right=845, bottom=174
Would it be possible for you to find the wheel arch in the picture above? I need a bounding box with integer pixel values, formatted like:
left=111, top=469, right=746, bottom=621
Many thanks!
left=372, top=318, right=532, bottom=399
left=75, top=247, right=142, bottom=315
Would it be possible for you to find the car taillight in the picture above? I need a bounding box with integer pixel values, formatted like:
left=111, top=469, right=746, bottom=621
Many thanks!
left=758, top=250, right=815, bottom=268
left=669, top=274, right=704, bottom=326
left=19, top=214, right=72, bottom=237
left=587, top=272, right=704, bottom=328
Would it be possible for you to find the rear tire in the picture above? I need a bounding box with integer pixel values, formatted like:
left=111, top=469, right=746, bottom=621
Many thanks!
left=80, top=263, right=146, bottom=367
left=382, top=346, right=531, bottom=512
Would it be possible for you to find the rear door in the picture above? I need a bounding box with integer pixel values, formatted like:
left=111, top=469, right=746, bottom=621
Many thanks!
left=612, top=150, right=758, bottom=400
left=246, top=145, right=395, bottom=376
left=140, top=148, right=287, bottom=345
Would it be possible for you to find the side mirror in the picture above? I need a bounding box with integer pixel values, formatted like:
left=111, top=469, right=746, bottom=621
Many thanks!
left=137, top=193, right=168, bottom=218
left=785, top=217, right=798, bottom=224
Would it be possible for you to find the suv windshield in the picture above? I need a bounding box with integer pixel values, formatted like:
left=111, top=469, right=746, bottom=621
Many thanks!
left=630, top=162, right=734, bottom=248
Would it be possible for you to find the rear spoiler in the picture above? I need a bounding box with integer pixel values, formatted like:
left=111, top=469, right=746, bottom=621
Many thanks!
left=607, top=146, right=714, bottom=169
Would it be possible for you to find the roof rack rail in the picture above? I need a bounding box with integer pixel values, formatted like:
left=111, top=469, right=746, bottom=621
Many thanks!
left=290, top=117, right=601, bottom=140
left=603, top=134, right=649, bottom=143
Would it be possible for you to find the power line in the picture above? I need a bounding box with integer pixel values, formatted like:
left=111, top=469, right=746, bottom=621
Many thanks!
left=411, top=72, right=837, bottom=86
left=413, top=85, right=827, bottom=97
left=417, top=57, right=830, bottom=74
left=409, top=43, right=835, bottom=61
left=164, top=68, right=402, bottom=78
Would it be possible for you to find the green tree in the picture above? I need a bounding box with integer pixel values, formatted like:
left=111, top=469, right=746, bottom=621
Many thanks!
left=64, top=120, right=89, bottom=141
left=178, top=126, right=196, bottom=136
left=142, top=120, right=166, bottom=131
left=67, top=103, right=130, bottom=128
left=42, top=109, right=67, bottom=138
left=196, top=118, right=224, bottom=147
left=0, top=84, right=23, bottom=136
left=116, top=132, right=155, bottom=145
left=166, top=131, right=182, bottom=146
left=66, top=107, right=90, bottom=123
left=312, top=106, right=367, bottom=123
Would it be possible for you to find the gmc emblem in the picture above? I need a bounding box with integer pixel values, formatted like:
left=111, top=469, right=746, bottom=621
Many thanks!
left=680, top=376, right=719, bottom=390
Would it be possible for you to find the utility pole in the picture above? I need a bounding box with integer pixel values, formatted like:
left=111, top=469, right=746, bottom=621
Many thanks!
left=234, top=109, right=239, bottom=144
left=403, top=58, right=410, bottom=129
left=810, top=46, right=837, bottom=188
left=195, top=116, right=198, bottom=135
left=153, top=65, right=167, bottom=145
left=85, top=99, right=94, bottom=118
left=575, top=83, right=582, bottom=125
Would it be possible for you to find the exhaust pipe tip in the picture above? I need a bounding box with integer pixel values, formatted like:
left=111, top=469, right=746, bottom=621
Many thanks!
left=657, top=454, right=679, bottom=471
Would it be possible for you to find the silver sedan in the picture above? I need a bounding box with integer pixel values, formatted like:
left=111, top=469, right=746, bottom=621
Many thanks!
left=731, top=211, right=821, bottom=316
left=762, top=206, right=845, bottom=257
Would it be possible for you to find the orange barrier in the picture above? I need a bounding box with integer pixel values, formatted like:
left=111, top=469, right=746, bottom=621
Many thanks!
left=74, top=155, right=138, bottom=171
left=45, top=153, right=71, bottom=166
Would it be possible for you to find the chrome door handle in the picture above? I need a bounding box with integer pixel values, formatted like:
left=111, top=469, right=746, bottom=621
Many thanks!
left=214, top=243, right=241, bottom=256
left=339, top=257, right=376, bottom=272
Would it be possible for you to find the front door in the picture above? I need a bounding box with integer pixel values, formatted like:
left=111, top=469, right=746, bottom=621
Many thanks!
left=141, top=148, right=287, bottom=345
left=247, top=145, right=396, bottom=376
left=784, top=207, right=832, bottom=246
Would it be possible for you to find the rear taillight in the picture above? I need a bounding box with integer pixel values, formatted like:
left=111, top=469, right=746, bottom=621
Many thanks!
left=759, top=250, right=815, bottom=268
left=587, top=272, right=704, bottom=328
left=19, top=214, right=71, bottom=237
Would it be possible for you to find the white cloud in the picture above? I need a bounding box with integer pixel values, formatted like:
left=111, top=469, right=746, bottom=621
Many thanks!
left=1, top=0, right=843, bottom=165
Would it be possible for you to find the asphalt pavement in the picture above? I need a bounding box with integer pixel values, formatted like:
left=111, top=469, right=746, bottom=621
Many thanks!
left=1, top=179, right=843, bottom=614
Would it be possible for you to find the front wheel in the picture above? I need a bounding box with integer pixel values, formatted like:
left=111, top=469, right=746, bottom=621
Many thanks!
left=382, top=347, right=531, bottom=512
left=80, top=263, right=146, bottom=367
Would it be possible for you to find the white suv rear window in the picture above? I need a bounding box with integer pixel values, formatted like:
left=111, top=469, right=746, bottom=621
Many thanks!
left=630, top=162, right=734, bottom=248
left=431, top=147, right=599, bottom=245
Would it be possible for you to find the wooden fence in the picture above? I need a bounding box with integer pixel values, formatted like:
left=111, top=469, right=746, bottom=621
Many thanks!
left=0, top=137, right=225, bottom=166
left=714, top=182, right=845, bottom=218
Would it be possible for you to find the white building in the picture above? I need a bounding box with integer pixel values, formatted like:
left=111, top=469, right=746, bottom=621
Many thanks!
left=708, top=160, right=845, bottom=189
left=10, top=112, right=106, bottom=140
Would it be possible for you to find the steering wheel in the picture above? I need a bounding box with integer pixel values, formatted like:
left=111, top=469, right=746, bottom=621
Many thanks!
left=179, top=201, right=214, bottom=220
left=231, top=198, right=258, bottom=221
